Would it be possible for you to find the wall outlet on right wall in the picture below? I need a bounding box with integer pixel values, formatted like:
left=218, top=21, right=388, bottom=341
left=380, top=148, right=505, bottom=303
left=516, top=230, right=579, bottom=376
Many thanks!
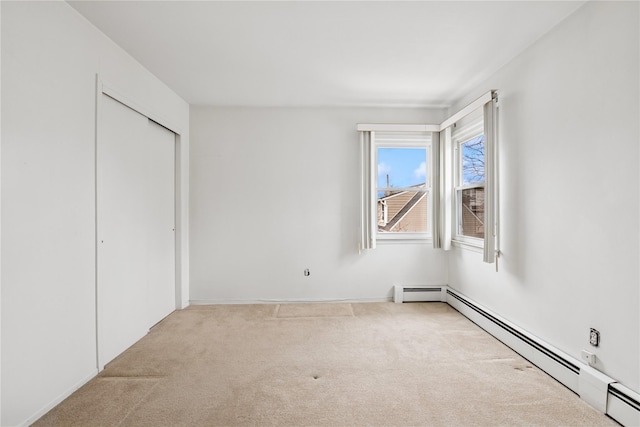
left=589, top=328, right=600, bottom=347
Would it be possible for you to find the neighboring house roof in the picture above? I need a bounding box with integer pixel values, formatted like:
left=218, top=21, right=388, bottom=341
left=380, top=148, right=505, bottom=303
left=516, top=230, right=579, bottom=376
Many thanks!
left=378, top=184, right=427, bottom=232
left=380, top=192, right=426, bottom=232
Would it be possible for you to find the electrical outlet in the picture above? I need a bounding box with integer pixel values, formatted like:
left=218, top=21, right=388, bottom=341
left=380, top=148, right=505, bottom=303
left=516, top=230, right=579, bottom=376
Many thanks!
left=581, top=350, right=596, bottom=365
left=304, top=268, right=310, bottom=277
left=589, top=328, right=600, bottom=347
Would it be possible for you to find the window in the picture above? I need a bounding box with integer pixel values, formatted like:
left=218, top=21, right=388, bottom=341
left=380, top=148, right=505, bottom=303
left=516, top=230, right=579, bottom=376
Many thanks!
left=358, top=89, right=498, bottom=261
left=375, top=133, right=431, bottom=240
left=453, top=117, right=485, bottom=244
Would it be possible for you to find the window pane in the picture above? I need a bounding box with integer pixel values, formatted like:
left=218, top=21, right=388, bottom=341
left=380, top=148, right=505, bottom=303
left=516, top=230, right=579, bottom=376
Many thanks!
left=461, top=135, right=484, bottom=185
left=459, top=187, right=484, bottom=238
left=377, top=147, right=427, bottom=189
left=378, top=190, right=427, bottom=233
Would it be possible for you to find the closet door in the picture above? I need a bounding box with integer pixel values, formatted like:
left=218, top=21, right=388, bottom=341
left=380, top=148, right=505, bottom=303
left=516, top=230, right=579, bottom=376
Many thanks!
left=145, top=119, right=176, bottom=328
left=97, top=94, right=175, bottom=368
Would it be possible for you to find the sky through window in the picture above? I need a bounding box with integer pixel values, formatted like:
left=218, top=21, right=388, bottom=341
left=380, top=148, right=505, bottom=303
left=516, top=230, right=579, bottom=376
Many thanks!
left=377, top=147, right=427, bottom=190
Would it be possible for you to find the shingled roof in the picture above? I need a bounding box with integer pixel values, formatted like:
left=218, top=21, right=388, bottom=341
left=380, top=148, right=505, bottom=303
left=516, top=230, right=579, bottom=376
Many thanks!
left=378, top=184, right=427, bottom=233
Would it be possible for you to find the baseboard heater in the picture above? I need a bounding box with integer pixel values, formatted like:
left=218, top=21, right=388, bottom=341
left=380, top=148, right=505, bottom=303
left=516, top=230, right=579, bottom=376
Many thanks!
left=443, top=288, right=639, bottom=427
left=607, top=383, right=640, bottom=426
left=393, top=285, right=446, bottom=303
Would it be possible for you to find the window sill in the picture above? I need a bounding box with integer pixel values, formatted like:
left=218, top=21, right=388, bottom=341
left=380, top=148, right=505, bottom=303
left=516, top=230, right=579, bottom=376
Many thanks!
left=452, top=238, right=484, bottom=253
left=377, top=235, right=433, bottom=245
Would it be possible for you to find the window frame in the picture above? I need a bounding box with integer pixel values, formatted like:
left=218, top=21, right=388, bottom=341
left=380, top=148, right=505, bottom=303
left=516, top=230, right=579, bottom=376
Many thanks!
left=452, top=118, right=485, bottom=247
left=374, top=133, right=432, bottom=242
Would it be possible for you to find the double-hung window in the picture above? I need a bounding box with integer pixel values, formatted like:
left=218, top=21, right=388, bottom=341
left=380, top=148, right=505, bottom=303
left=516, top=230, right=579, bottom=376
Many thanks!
left=446, top=91, right=498, bottom=264
left=452, top=116, right=485, bottom=245
left=375, top=132, right=431, bottom=241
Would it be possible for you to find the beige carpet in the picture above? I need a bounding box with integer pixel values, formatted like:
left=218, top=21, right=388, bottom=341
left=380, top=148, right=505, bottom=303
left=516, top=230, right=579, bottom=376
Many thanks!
left=275, top=303, right=354, bottom=318
left=34, top=302, right=616, bottom=426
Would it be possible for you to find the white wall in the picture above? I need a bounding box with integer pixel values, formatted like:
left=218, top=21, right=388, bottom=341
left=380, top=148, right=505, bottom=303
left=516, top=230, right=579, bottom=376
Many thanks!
left=0, top=3, right=3, bottom=423
left=1, top=2, right=189, bottom=426
left=190, top=107, right=448, bottom=303
left=447, top=1, right=639, bottom=393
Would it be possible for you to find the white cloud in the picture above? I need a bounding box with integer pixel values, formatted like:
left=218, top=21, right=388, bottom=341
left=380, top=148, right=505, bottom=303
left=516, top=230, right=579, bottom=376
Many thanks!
left=414, top=161, right=426, bottom=179
left=378, top=162, right=391, bottom=176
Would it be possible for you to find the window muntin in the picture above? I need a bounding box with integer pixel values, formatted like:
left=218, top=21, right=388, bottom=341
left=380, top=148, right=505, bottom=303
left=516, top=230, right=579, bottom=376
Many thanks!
left=375, top=134, right=431, bottom=239
left=454, top=122, right=485, bottom=242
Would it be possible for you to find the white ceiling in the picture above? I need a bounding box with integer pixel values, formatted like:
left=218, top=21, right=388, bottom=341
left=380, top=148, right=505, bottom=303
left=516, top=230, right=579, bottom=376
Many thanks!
left=68, top=1, right=585, bottom=108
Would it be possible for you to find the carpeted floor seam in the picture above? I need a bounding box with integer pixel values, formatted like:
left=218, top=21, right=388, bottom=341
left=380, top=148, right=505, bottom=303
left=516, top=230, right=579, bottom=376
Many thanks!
left=115, top=379, right=162, bottom=427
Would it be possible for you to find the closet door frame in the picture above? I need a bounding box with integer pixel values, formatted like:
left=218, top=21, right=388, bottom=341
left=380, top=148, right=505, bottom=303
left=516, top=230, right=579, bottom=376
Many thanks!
left=94, top=76, right=186, bottom=370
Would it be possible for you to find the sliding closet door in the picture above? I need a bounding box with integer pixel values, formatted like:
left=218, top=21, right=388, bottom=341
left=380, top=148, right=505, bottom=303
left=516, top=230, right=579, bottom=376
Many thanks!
left=97, top=94, right=175, bottom=368
left=145, top=120, right=176, bottom=327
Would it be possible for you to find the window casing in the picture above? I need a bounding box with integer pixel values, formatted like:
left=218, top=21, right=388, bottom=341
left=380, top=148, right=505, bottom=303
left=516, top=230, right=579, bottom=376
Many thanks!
left=374, top=132, right=432, bottom=241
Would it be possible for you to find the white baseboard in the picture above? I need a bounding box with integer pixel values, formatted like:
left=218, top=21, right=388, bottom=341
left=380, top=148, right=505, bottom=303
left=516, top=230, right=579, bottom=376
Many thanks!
left=189, top=297, right=392, bottom=305
left=22, top=369, right=98, bottom=427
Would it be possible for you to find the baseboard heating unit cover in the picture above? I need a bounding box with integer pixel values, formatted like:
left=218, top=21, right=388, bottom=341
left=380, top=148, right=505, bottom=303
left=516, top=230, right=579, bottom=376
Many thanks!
left=393, top=285, right=446, bottom=303
left=445, top=288, right=639, bottom=426
left=607, top=383, right=640, bottom=426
